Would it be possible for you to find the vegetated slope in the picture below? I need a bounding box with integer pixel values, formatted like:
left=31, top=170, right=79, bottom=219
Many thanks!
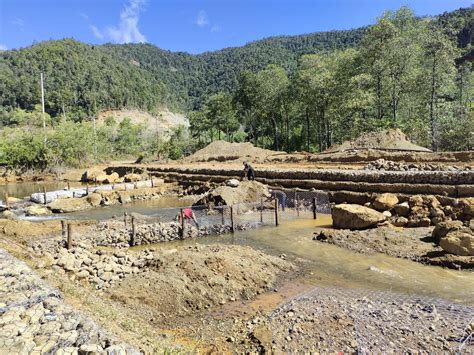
left=0, top=7, right=472, bottom=117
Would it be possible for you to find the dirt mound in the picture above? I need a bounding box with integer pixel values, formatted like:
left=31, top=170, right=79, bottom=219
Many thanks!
left=185, top=141, right=282, bottom=163
left=325, top=129, right=431, bottom=153
left=108, top=244, right=295, bottom=323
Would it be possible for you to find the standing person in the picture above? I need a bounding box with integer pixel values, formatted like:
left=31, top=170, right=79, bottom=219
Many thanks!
left=177, top=207, right=199, bottom=227
left=269, top=189, right=287, bottom=211
left=243, top=161, right=255, bottom=181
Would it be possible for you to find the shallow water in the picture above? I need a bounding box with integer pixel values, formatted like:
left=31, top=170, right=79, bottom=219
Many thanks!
left=143, top=212, right=474, bottom=305
left=0, top=181, right=84, bottom=200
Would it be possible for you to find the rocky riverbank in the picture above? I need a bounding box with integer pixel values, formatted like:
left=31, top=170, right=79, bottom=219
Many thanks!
left=0, top=248, right=139, bottom=354
left=313, top=227, right=474, bottom=269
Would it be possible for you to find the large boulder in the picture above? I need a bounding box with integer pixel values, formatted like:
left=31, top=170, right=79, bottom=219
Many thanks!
left=104, top=172, right=120, bottom=184
left=48, top=197, right=91, bottom=213
left=124, top=173, right=142, bottom=182
left=25, top=205, right=52, bottom=216
left=332, top=204, right=386, bottom=230
left=440, top=231, right=474, bottom=256
left=0, top=210, right=17, bottom=220
left=459, top=198, right=474, bottom=217
left=373, top=193, right=399, bottom=211
left=86, top=193, right=103, bottom=207
left=82, top=168, right=105, bottom=182
left=196, top=181, right=270, bottom=208
left=432, top=220, right=468, bottom=243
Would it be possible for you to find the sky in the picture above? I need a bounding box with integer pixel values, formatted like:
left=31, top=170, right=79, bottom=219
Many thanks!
left=0, top=0, right=472, bottom=54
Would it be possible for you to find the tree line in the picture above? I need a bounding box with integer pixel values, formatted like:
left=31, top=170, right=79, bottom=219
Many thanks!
left=189, top=7, right=473, bottom=152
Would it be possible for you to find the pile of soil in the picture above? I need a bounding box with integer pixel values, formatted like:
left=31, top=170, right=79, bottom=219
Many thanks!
left=184, top=141, right=282, bottom=163
left=324, top=129, right=431, bottom=153
left=108, top=244, right=296, bottom=324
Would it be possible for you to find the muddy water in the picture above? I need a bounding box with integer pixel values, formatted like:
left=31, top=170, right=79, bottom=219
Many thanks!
left=150, top=213, right=474, bottom=305
left=0, top=181, right=84, bottom=199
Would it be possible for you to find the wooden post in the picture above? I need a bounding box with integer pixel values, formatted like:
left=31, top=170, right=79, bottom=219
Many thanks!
left=67, top=182, right=70, bottom=190
left=230, top=206, right=235, bottom=233
left=260, top=198, right=263, bottom=223
left=180, top=209, right=185, bottom=238
left=4, top=193, right=9, bottom=208
left=112, top=182, right=115, bottom=190
left=124, top=212, right=128, bottom=227
left=43, top=186, right=47, bottom=205
left=134, top=182, right=137, bottom=190
left=151, top=179, right=154, bottom=188
left=312, top=197, right=317, bottom=219
left=61, top=220, right=66, bottom=240
left=67, top=223, right=73, bottom=250
left=296, top=192, right=300, bottom=217
left=86, top=182, right=89, bottom=196
left=221, top=207, right=225, bottom=224
left=274, top=198, right=279, bottom=226
left=94, top=178, right=97, bottom=188
left=130, top=216, right=136, bottom=246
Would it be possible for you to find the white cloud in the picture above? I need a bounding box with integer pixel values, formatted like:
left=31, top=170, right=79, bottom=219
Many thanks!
left=195, top=10, right=209, bottom=27
left=11, top=18, right=24, bottom=27
left=90, top=25, right=104, bottom=39
left=90, top=0, right=147, bottom=44
left=211, top=25, right=220, bottom=33
left=0, top=45, right=7, bottom=51
left=106, top=0, right=147, bottom=43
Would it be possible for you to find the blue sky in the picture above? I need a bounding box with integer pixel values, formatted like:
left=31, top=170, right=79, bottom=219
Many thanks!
left=0, top=0, right=472, bottom=54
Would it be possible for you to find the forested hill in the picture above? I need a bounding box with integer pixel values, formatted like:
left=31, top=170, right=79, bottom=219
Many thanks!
left=0, top=7, right=472, bottom=119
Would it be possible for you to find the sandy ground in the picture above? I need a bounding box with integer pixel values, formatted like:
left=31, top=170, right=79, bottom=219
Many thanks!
left=313, top=226, right=474, bottom=269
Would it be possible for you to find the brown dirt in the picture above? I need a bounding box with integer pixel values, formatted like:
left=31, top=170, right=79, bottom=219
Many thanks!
left=313, top=226, right=474, bottom=269
left=184, top=140, right=283, bottom=163
left=108, top=244, right=296, bottom=326
left=324, top=128, right=431, bottom=153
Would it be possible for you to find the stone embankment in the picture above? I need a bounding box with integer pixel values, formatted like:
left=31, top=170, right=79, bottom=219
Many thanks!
left=0, top=248, right=139, bottom=354
left=108, top=165, right=474, bottom=197
left=365, top=159, right=472, bottom=172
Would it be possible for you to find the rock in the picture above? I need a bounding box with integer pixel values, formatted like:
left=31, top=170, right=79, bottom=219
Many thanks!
left=0, top=210, right=18, bottom=220
left=124, top=173, right=141, bottom=182
left=48, top=197, right=91, bottom=213
left=432, top=221, right=465, bottom=243
left=407, top=217, right=431, bottom=228
left=440, top=231, right=474, bottom=256
left=409, top=195, right=424, bottom=207
left=6, top=196, right=23, bottom=204
left=424, top=195, right=441, bottom=209
left=86, top=193, right=102, bottom=207
left=82, top=168, right=105, bottom=182
left=104, top=172, right=120, bottom=184
left=373, top=193, right=399, bottom=211
left=459, top=198, right=474, bottom=217
left=332, top=204, right=386, bottom=230
left=79, top=344, right=103, bottom=355
left=226, top=179, right=240, bottom=188
left=25, top=204, right=52, bottom=216
left=382, top=210, right=392, bottom=218
left=393, top=202, right=410, bottom=217
left=251, top=325, right=273, bottom=349
left=392, top=216, right=408, bottom=227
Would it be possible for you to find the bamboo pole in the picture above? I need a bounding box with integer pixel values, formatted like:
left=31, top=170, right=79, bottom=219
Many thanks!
left=312, top=197, right=317, bottom=219
left=230, top=206, right=235, bottom=233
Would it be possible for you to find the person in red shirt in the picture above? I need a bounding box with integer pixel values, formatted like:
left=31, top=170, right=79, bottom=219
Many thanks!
left=177, top=207, right=199, bottom=227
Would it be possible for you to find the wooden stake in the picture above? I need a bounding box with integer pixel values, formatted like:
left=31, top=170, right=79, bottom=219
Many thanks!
left=86, top=182, right=89, bottom=196
left=230, top=206, right=235, bottom=233
left=67, top=182, right=70, bottom=190
left=67, top=223, right=73, bottom=250
left=274, top=198, right=279, bottom=226
left=221, top=207, right=225, bottom=224
left=4, top=193, right=9, bottom=208
left=151, top=179, right=154, bottom=188
left=312, top=197, right=317, bottom=220
left=43, top=186, right=47, bottom=205
left=130, top=216, right=136, bottom=246
left=61, top=220, right=66, bottom=240
left=260, top=198, right=263, bottom=223
left=180, top=208, right=185, bottom=238
left=124, top=212, right=128, bottom=227
left=296, top=192, right=300, bottom=217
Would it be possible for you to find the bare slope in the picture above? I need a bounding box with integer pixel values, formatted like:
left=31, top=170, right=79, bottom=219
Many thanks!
left=325, top=129, right=431, bottom=153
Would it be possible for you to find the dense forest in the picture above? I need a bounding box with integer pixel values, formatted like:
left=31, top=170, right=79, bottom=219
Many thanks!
left=0, top=6, right=472, bottom=169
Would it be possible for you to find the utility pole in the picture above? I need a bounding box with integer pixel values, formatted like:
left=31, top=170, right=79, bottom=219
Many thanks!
left=40, top=73, right=46, bottom=144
